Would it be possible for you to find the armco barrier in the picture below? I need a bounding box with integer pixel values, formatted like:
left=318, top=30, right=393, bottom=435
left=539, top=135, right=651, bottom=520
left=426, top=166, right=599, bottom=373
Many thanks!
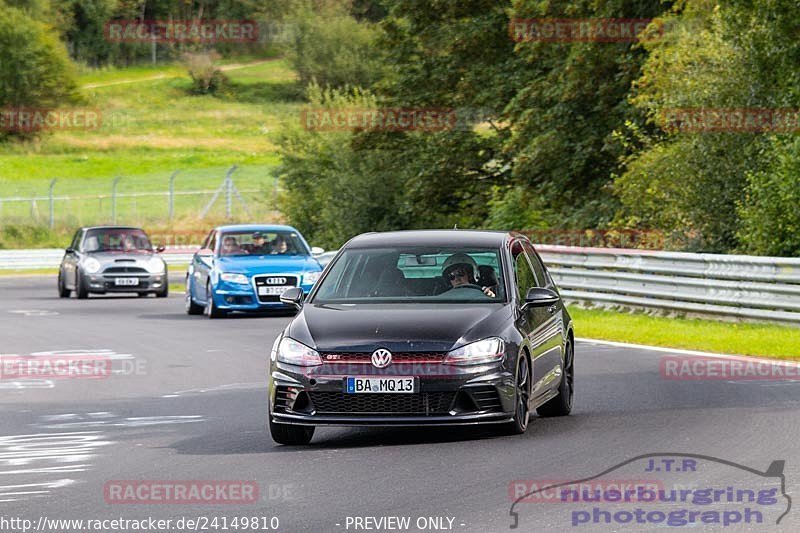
left=537, top=245, right=800, bottom=323
left=3, top=244, right=800, bottom=323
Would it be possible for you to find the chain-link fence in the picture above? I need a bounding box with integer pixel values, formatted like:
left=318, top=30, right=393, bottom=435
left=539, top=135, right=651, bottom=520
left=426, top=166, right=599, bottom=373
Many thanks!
left=0, top=165, right=280, bottom=229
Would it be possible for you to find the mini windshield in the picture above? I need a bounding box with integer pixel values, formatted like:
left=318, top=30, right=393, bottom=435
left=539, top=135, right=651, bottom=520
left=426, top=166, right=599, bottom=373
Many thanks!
left=218, top=230, right=308, bottom=257
left=83, top=228, right=152, bottom=252
left=312, top=247, right=506, bottom=303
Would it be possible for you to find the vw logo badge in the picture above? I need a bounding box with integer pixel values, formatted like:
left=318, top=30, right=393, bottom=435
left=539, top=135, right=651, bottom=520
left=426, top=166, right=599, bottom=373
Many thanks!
left=371, top=348, right=392, bottom=368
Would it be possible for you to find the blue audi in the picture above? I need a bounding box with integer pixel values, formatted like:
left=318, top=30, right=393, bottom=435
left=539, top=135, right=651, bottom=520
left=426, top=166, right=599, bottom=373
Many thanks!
left=185, top=224, right=325, bottom=318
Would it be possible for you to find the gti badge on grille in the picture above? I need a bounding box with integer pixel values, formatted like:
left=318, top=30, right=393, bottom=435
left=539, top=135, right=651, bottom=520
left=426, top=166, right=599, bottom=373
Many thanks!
left=371, top=348, right=392, bottom=368
left=266, top=277, right=287, bottom=285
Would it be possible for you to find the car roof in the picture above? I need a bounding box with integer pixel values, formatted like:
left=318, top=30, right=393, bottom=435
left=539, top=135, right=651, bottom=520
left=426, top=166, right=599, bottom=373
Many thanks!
left=80, top=226, right=144, bottom=231
left=215, top=224, right=299, bottom=232
left=345, top=230, right=523, bottom=249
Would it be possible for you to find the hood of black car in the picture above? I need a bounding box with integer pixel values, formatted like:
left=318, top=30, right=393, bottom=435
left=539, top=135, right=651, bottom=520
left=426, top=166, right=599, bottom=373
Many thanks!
left=288, top=303, right=510, bottom=353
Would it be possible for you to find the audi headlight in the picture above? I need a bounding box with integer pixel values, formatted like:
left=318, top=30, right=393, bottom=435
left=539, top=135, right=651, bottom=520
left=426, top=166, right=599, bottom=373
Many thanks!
left=83, top=257, right=101, bottom=274
left=220, top=273, right=249, bottom=285
left=443, top=337, right=505, bottom=366
left=276, top=337, right=322, bottom=367
left=303, top=271, right=322, bottom=285
left=146, top=256, right=166, bottom=274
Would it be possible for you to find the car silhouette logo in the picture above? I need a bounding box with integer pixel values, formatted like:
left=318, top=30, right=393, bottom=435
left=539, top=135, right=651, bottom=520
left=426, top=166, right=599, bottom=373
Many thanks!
left=266, top=277, right=287, bottom=285
left=371, top=349, right=392, bottom=368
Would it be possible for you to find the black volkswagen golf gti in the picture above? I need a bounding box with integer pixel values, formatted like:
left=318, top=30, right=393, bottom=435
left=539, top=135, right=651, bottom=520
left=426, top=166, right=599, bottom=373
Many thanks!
left=268, top=230, right=574, bottom=444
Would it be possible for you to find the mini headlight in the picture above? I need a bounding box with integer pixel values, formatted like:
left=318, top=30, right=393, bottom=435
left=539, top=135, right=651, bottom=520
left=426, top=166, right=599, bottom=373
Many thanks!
left=220, top=273, right=249, bottom=285
left=303, top=271, right=322, bottom=285
left=146, top=256, right=166, bottom=274
left=276, top=337, right=322, bottom=367
left=83, top=257, right=101, bottom=274
left=443, top=337, right=505, bottom=366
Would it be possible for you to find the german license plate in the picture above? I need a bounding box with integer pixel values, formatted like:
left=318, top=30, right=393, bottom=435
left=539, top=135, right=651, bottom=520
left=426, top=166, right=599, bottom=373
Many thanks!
left=114, top=277, right=139, bottom=286
left=345, top=377, right=415, bottom=394
left=258, top=286, right=292, bottom=296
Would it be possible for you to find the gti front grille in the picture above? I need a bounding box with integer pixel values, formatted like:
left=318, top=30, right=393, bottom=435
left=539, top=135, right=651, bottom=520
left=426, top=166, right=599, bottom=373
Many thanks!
left=321, top=352, right=446, bottom=364
left=309, top=391, right=455, bottom=415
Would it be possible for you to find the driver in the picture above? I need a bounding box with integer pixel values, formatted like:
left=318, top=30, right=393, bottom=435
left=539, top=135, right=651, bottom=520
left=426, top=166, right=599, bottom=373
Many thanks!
left=221, top=235, right=243, bottom=256
left=442, top=253, right=495, bottom=297
left=250, top=232, right=271, bottom=254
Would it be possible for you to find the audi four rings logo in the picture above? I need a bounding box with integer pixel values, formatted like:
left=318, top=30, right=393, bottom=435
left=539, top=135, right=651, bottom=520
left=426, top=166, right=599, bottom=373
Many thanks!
left=371, top=349, right=392, bottom=368
left=265, top=277, right=287, bottom=285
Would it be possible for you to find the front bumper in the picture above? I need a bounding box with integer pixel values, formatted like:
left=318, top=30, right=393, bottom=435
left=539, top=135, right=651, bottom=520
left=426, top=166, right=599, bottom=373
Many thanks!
left=269, top=360, right=516, bottom=427
left=87, top=273, right=167, bottom=293
left=212, top=282, right=315, bottom=311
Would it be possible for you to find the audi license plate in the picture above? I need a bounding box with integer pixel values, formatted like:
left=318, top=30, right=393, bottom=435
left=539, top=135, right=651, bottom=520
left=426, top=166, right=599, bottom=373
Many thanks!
left=258, top=286, right=292, bottom=296
left=114, top=277, right=139, bottom=286
left=345, top=377, right=416, bottom=394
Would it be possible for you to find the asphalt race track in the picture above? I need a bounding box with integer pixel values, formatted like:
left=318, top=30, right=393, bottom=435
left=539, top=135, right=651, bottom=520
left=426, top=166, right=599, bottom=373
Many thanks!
left=2, top=276, right=800, bottom=532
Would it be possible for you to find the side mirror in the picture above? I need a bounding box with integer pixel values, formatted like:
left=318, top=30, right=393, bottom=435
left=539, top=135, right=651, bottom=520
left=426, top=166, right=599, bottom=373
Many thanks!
left=523, top=287, right=559, bottom=308
left=310, top=246, right=325, bottom=255
left=197, top=248, right=213, bottom=258
left=65, top=247, right=75, bottom=254
left=280, top=287, right=304, bottom=309
left=155, top=245, right=166, bottom=253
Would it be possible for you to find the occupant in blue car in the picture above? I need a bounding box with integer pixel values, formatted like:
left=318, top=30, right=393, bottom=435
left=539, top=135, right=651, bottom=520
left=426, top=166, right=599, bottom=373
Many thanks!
left=271, top=235, right=289, bottom=254
left=221, top=235, right=244, bottom=256
left=442, top=253, right=496, bottom=298
left=250, top=232, right=271, bottom=255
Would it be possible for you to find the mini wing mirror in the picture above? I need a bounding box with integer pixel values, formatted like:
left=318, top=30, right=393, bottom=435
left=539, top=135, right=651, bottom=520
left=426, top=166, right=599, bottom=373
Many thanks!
left=310, top=246, right=325, bottom=255
left=65, top=247, right=75, bottom=254
left=155, top=245, right=166, bottom=253
left=523, top=287, right=560, bottom=308
left=280, top=287, right=304, bottom=309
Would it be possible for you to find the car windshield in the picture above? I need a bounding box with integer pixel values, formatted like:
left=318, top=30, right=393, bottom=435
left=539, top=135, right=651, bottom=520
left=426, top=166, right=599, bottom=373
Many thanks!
left=311, top=247, right=507, bottom=303
left=218, top=230, right=308, bottom=257
left=83, top=228, right=152, bottom=252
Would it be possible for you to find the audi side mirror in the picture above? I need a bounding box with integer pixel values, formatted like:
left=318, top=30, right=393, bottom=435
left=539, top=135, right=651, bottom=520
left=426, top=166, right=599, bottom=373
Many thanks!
left=523, top=287, right=560, bottom=308
left=280, top=287, right=304, bottom=310
left=311, top=246, right=325, bottom=255
left=197, top=248, right=213, bottom=258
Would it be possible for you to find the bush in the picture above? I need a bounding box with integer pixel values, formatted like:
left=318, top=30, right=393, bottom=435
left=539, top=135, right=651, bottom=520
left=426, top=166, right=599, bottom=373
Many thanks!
left=0, top=5, right=79, bottom=139
left=183, top=52, right=229, bottom=95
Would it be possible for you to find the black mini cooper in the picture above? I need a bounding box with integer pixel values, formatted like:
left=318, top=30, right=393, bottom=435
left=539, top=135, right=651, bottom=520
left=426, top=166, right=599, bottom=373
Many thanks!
left=268, top=230, right=574, bottom=444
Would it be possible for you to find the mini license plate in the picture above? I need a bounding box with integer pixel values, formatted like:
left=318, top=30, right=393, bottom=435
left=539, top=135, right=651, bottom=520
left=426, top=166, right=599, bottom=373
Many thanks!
left=345, top=377, right=416, bottom=394
left=114, top=277, right=139, bottom=286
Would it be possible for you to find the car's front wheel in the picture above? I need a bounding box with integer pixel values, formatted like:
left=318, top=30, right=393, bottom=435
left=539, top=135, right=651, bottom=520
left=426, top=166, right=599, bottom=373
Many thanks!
left=75, top=270, right=88, bottom=299
left=503, top=354, right=531, bottom=435
left=57, top=271, right=70, bottom=298
left=204, top=282, right=226, bottom=318
left=537, top=338, right=574, bottom=417
left=269, top=415, right=314, bottom=445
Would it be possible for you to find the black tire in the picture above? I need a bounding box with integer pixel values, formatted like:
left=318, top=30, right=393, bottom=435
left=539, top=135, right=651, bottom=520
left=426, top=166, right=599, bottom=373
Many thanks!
left=537, top=338, right=574, bottom=417
left=75, top=270, right=89, bottom=299
left=57, top=271, right=70, bottom=298
left=269, top=416, right=314, bottom=445
left=156, top=269, right=169, bottom=298
left=185, top=281, right=203, bottom=315
left=204, top=282, right=226, bottom=318
left=502, top=354, right=531, bottom=435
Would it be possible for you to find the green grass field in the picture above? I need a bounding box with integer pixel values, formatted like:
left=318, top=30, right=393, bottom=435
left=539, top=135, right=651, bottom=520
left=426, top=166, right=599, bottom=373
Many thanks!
left=0, top=57, right=303, bottom=233
left=569, top=306, right=800, bottom=360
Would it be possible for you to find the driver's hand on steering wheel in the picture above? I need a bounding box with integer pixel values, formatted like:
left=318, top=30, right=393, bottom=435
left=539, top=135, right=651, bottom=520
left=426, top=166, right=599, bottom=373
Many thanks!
left=482, top=286, right=495, bottom=298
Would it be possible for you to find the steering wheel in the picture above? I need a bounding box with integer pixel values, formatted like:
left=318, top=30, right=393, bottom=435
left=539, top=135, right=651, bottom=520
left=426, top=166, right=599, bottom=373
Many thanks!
left=453, top=283, right=484, bottom=292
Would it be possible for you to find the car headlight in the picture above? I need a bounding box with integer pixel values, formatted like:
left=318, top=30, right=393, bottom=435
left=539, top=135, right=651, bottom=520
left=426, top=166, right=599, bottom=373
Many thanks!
left=220, top=273, right=249, bottom=285
left=443, top=337, right=505, bottom=366
left=83, top=257, right=101, bottom=274
left=276, top=337, right=322, bottom=367
left=303, top=271, right=322, bottom=285
left=146, top=256, right=166, bottom=274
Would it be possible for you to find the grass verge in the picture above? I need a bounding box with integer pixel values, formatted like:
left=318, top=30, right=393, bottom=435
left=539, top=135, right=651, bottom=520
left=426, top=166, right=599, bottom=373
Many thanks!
left=569, top=305, right=800, bottom=360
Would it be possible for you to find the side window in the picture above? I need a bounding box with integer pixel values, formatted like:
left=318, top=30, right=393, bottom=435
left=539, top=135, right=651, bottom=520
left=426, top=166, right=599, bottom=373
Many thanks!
left=207, top=232, right=217, bottom=252
left=522, top=242, right=547, bottom=287
left=514, top=250, right=537, bottom=301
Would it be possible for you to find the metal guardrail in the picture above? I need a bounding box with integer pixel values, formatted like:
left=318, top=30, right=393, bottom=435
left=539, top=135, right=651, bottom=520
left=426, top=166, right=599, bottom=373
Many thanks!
left=537, top=245, right=800, bottom=323
left=4, top=244, right=800, bottom=323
